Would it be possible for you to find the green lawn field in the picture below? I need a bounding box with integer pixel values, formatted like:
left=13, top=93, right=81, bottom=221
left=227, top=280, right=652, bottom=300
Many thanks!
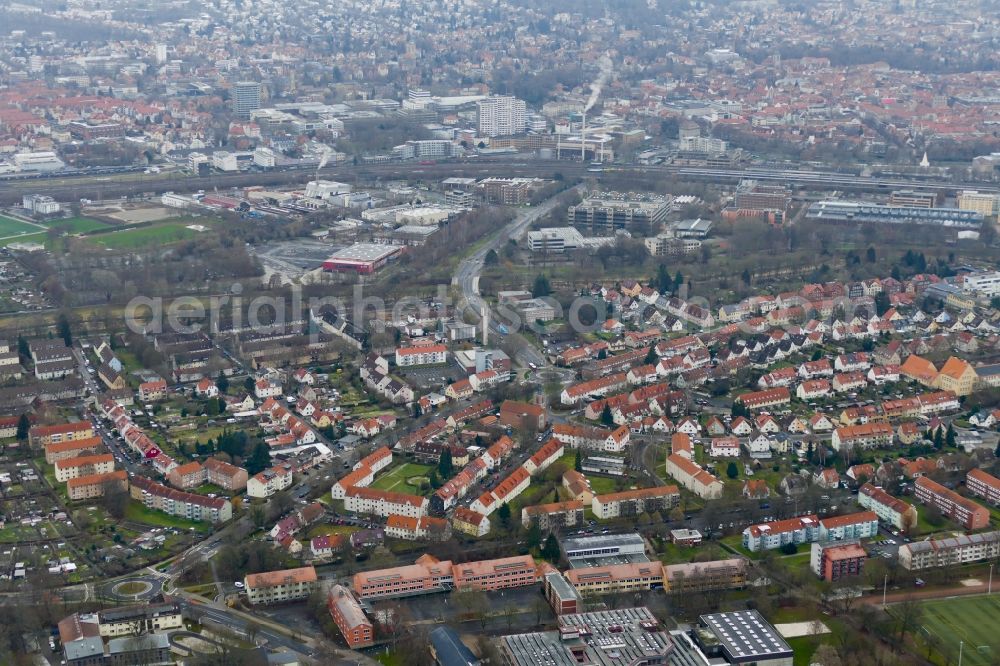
left=369, top=462, right=434, bottom=495
left=90, top=222, right=202, bottom=249
left=124, top=501, right=210, bottom=533
left=914, top=595, right=1000, bottom=665
left=0, top=215, right=43, bottom=237
left=45, top=216, right=110, bottom=233
left=586, top=475, right=621, bottom=495
left=0, top=232, right=48, bottom=247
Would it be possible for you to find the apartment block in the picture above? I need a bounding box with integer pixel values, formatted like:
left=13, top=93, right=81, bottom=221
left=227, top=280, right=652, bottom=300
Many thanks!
left=522, top=439, right=565, bottom=476
left=385, top=514, right=451, bottom=541
left=54, top=453, right=114, bottom=482
left=247, top=466, right=293, bottom=498
left=858, top=483, right=919, bottom=532
left=899, top=531, right=1000, bottom=571
left=129, top=476, right=232, bottom=523
left=167, top=461, right=205, bottom=489
left=963, top=270, right=1000, bottom=297
left=96, top=602, right=184, bottom=637
left=552, top=423, right=631, bottom=453
left=328, top=585, right=374, bottom=648
left=452, top=507, right=490, bottom=537
left=742, top=515, right=820, bottom=552
left=521, top=500, right=585, bottom=530
left=344, top=487, right=428, bottom=518
left=735, top=387, right=790, bottom=410
left=330, top=465, right=376, bottom=499
left=44, top=437, right=105, bottom=464
left=452, top=555, right=538, bottom=592
left=810, top=542, right=866, bottom=582
left=355, top=446, right=393, bottom=474
left=30, top=421, right=94, bottom=448
left=914, top=476, right=990, bottom=530
left=395, top=344, right=448, bottom=367
left=470, top=467, right=530, bottom=516
left=966, top=469, right=1000, bottom=505
left=831, top=422, right=894, bottom=451
left=203, top=458, right=248, bottom=491
left=591, top=486, right=680, bottom=519
left=477, top=95, right=526, bottom=137
left=665, top=454, right=723, bottom=500
left=245, top=566, right=318, bottom=605
left=817, top=511, right=879, bottom=541
left=67, top=470, right=128, bottom=501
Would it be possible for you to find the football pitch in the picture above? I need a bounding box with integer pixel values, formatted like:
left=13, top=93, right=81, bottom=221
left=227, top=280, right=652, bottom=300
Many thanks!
left=917, top=595, right=1000, bottom=665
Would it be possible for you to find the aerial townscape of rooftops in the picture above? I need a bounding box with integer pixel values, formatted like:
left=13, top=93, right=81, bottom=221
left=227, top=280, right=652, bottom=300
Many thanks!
left=1, top=0, right=1000, bottom=665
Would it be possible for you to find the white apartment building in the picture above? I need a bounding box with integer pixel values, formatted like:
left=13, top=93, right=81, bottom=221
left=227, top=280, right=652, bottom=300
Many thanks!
left=54, top=453, right=114, bottom=482
left=330, top=466, right=376, bottom=499
left=742, top=516, right=820, bottom=552
left=858, top=483, right=918, bottom=531
left=477, top=95, right=526, bottom=137
left=817, top=511, right=879, bottom=541
left=665, top=454, right=724, bottom=500
left=355, top=447, right=393, bottom=474
left=97, top=603, right=183, bottom=637
left=591, top=486, right=680, bottom=519
left=245, top=566, right=318, bottom=605
left=552, top=424, right=631, bottom=453
left=343, top=487, right=428, bottom=518
left=247, top=467, right=293, bottom=498
left=395, top=345, right=448, bottom=367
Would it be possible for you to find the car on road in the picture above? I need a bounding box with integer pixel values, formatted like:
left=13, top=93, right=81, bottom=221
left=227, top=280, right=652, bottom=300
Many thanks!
left=234, top=581, right=244, bottom=588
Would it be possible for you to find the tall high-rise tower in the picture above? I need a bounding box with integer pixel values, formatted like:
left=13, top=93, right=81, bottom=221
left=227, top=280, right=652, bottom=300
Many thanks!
left=232, top=81, right=262, bottom=119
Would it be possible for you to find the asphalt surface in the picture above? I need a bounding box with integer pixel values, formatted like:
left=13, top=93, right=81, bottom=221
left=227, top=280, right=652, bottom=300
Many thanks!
left=2, top=158, right=996, bottom=207
left=453, top=185, right=582, bottom=370
left=180, top=599, right=317, bottom=657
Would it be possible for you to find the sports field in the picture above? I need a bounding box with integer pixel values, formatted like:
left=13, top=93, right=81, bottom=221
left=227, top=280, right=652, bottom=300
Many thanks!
left=0, top=215, right=43, bottom=237
left=45, top=216, right=109, bottom=233
left=90, top=222, right=200, bottom=249
left=916, top=595, right=1000, bottom=665
left=369, top=462, right=434, bottom=495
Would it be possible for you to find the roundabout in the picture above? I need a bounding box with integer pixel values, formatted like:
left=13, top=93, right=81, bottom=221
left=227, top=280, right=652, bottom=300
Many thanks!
left=102, top=576, right=163, bottom=602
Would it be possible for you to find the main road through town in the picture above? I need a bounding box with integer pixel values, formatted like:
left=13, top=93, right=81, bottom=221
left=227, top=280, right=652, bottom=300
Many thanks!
left=452, top=184, right=583, bottom=370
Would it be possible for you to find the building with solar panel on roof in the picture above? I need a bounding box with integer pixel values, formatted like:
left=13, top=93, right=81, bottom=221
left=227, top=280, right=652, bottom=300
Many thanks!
left=694, top=611, right=793, bottom=665
left=498, top=607, right=676, bottom=666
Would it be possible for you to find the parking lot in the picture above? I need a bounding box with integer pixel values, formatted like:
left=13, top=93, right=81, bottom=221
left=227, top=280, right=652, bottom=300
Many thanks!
left=867, top=526, right=907, bottom=562
left=398, top=363, right=467, bottom=390
left=252, top=239, right=341, bottom=282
